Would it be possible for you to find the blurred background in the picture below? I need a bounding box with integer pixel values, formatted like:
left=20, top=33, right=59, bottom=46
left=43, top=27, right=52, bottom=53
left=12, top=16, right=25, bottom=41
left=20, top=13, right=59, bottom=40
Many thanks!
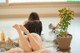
left=0, top=0, right=80, bottom=52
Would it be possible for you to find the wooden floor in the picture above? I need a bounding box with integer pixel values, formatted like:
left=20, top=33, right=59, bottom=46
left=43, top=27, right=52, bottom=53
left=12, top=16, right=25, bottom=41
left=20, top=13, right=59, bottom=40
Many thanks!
left=0, top=17, right=80, bottom=53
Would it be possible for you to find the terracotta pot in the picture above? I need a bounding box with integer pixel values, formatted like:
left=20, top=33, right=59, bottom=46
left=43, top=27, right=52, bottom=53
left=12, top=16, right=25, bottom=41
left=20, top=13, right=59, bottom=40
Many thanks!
left=56, top=34, right=72, bottom=50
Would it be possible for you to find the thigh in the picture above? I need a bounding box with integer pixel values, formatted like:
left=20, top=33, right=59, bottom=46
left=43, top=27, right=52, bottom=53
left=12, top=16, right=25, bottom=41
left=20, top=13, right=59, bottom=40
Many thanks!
left=28, top=48, right=49, bottom=53
left=30, top=33, right=42, bottom=48
left=19, top=36, right=32, bottom=52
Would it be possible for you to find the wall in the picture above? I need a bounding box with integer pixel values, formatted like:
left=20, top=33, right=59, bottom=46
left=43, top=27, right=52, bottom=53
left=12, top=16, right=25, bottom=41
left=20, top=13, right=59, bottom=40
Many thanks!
left=0, top=2, right=80, bottom=18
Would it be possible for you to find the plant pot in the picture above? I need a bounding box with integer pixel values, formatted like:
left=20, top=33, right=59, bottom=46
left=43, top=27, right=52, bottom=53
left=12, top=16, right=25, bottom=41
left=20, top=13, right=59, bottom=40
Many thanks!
left=56, top=34, right=72, bottom=50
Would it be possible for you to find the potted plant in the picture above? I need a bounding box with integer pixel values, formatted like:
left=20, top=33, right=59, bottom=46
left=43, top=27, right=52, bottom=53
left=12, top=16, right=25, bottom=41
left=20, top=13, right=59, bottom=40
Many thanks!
left=55, top=8, right=74, bottom=50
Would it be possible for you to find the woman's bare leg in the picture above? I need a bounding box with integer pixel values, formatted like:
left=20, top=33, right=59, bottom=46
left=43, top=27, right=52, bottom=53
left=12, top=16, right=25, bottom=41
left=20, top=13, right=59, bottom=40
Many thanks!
left=19, top=25, right=42, bottom=51
left=13, top=24, right=32, bottom=52
left=6, top=47, right=24, bottom=53
left=28, top=48, right=50, bottom=53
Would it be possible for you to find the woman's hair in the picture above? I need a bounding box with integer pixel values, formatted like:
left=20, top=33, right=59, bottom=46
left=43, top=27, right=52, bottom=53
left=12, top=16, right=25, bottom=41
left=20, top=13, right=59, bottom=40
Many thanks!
left=28, top=12, right=40, bottom=21
left=24, top=20, right=42, bottom=35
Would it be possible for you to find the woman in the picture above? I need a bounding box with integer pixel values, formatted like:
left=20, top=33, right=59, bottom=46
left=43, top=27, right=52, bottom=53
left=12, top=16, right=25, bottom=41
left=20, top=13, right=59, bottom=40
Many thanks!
left=24, top=12, right=42, bottom=35
left=8, top=24, right=49, bottom=53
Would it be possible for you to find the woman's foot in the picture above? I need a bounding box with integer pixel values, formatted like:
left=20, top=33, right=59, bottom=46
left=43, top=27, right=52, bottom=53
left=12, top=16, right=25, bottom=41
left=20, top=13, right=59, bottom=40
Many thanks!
left=13, top=24, right=20, bottom=30
left=19, top=25, right=30, bottom=35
